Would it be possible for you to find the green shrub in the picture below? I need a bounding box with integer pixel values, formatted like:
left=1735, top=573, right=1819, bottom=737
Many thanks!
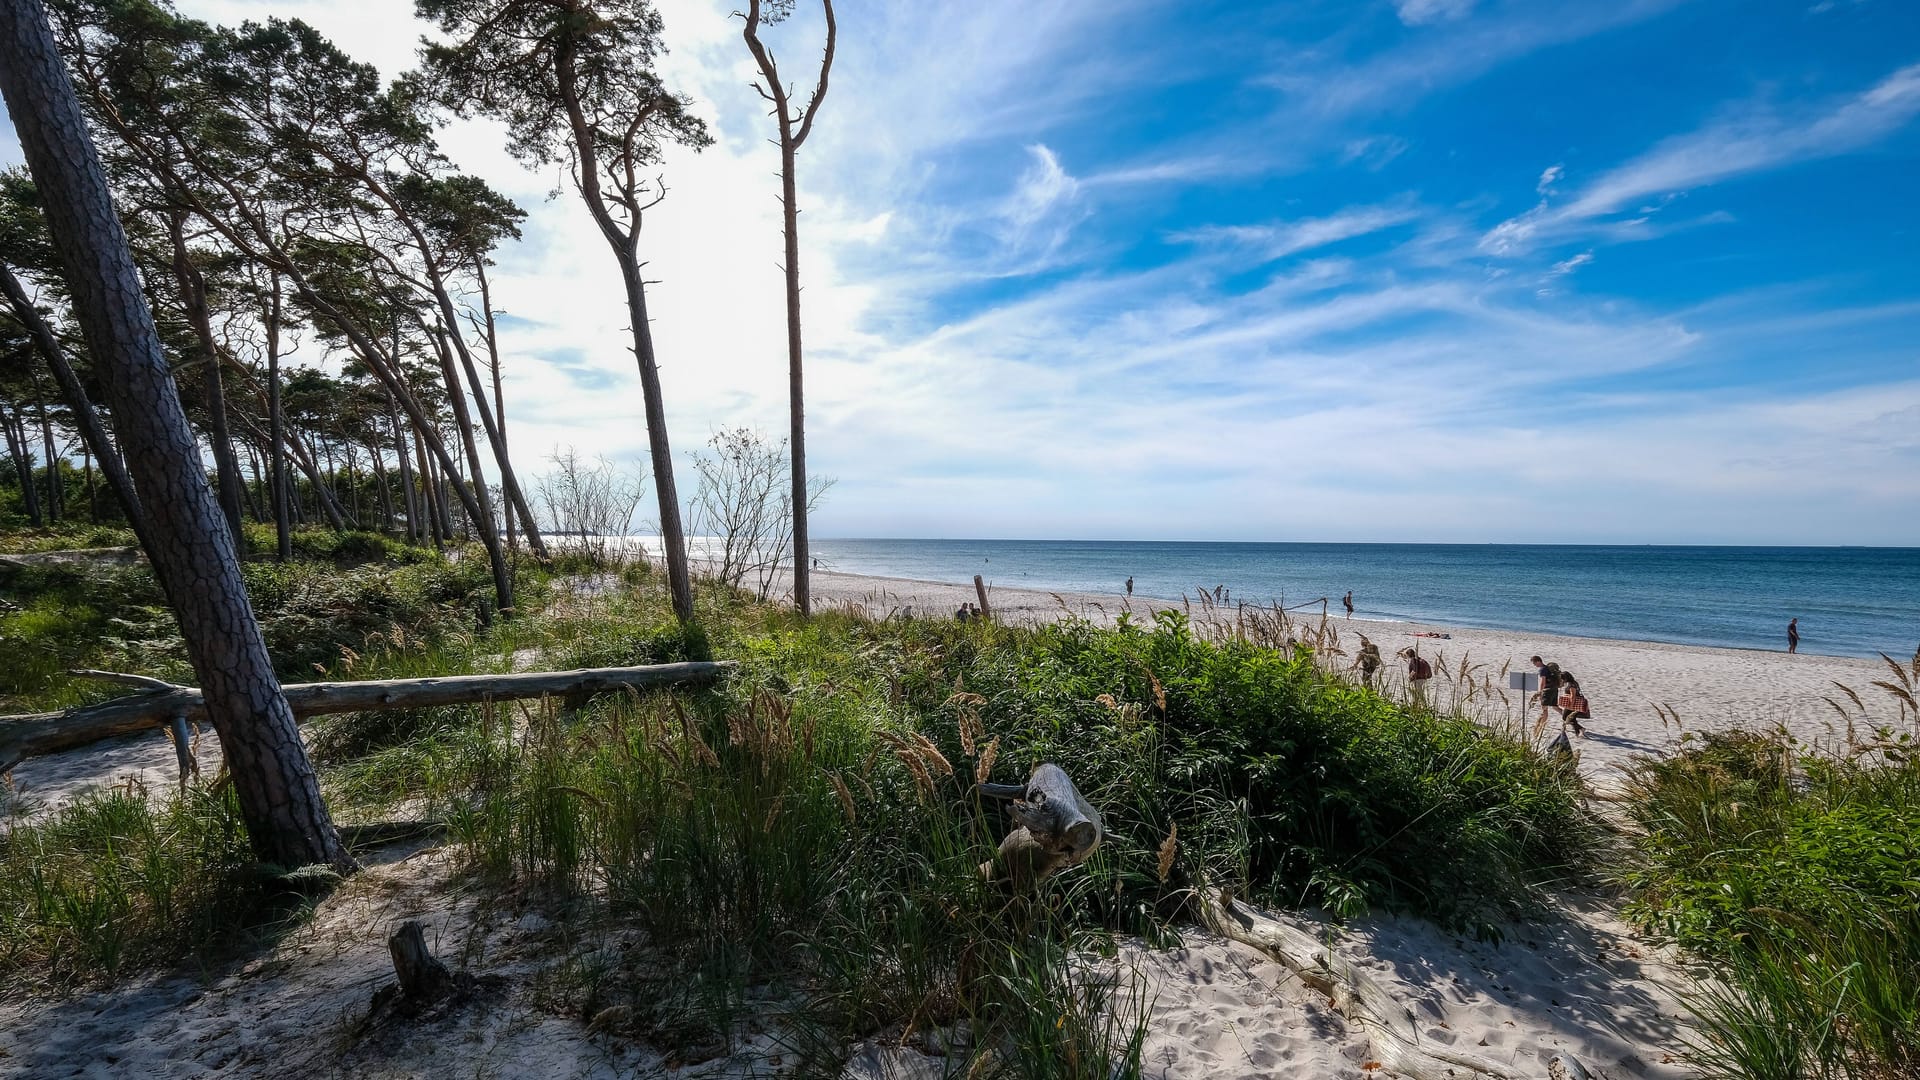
left=1621, top=731, right=1920, bottom=1078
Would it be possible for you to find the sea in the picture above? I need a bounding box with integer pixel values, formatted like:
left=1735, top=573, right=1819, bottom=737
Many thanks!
left=805, top=539, right=1920, bottom=660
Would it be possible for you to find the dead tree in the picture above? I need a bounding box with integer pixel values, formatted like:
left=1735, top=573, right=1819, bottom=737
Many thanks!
left=741, top=0, right=835, bottom=616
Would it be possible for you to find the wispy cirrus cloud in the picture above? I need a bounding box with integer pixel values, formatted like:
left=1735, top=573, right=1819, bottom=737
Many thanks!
left=1167, top=203, right=1422, bottom=264
left=1395, top=0, right=1477, bottom=26
left=1268, top=0, right=1687, bottom=118
left=1485, top=61, right=1920, bottom=253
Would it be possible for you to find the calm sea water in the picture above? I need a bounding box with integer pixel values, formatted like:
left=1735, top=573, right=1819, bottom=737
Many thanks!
left=809, top=539, right=1920, bottom=659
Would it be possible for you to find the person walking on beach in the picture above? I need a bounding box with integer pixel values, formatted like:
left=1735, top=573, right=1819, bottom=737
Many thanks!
left=1556, top=671, right=1590, bottom=739
left=1125, top=576, right=1134, bottom=596
left=1355, top=636, right=1382, bottom=688
left=1529, top=655, right=1562, bottom=733
left=1343, top=591, right=1354, bottom=619
left=1402, top=648, right=1433, bottom=707
left=1787, top=617, right=1800, bottom=654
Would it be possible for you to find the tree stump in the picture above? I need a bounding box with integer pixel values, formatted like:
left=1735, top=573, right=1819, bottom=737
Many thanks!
left=387, top=920, right=452, bottom=1003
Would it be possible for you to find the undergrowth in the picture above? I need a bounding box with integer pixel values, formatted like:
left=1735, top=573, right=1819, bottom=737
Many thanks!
left=1621, top=691, right=1920, bottom=1080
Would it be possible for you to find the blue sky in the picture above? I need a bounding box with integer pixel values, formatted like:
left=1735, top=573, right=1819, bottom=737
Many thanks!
left=4, top=0, right=1918, bottom=544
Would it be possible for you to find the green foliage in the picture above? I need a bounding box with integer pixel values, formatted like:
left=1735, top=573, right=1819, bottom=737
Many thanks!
left=0, top=533, right=505, bottom=706
left=0, top=785, right=311, bottom=991
left=0, top=523, right=138, bottom=554
left=239, top=523, right=433, bottom=566
left=1621, top=730, right=1920, bottom=1078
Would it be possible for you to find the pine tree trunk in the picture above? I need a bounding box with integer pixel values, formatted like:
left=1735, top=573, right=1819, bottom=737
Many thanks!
left=36, top=396, right=61, bottom=523
left=388, top=387, right=417, bottom=544
left=778, top=136, right=810, bottom=616
left=167, top=213, right=245, bottom=547
left=618, top=258, right=695, bottom=622
left=0, top=0, right=351, bottom=871
left=475, top=260, right=517, bottom=553
left=266, top=273, right=291, bottom=559
left=3, top=406, right=40, bottom=525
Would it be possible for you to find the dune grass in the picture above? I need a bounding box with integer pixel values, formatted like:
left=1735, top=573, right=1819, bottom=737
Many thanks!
left=1620, top=679, right=1920, bottom=1080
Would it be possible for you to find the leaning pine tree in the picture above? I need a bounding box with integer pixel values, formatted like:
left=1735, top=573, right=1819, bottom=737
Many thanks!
left=0, top=0, right=352, bottom=873
left=417, top=0, right=712, bottom=623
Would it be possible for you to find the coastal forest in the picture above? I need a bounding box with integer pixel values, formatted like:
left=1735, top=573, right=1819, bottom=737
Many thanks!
left=1, top=2, right=1918, bottom=1079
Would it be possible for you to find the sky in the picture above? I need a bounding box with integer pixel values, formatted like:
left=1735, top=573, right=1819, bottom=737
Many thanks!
left=3, top=0, right=1918, bottom=545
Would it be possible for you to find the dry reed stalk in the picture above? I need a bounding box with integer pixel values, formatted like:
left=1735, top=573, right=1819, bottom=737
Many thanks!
left=1157, top=823, right=1178, bottom=882
left=975, top=737, right=1000, bottom=784
left=828, top=771, right=857, bottom=823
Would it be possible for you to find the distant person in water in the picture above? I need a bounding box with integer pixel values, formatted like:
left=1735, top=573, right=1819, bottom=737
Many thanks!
left=1787, top=618, right=1800, bottom=654
left=1556, top=671, right=1590, bottom=739
left=1529, top=655, right=1562, bottom=733
left=1355, top=636, right=1382, bottom=688
left=1343, top=591, right=1354, bottom=619
left=1125, top=576, right=1134, bottom=596
left=1401, top=647, right=1433, bottom=707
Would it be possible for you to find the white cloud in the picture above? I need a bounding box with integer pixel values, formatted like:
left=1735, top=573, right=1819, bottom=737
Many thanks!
left=1486, top=62, right=1920, bottom=253
left=1395, top=0, right=1477, bottom=26
left=1169, top=203, right=1422, bottom=263
left=1536, top=163, right=1563, bottom=194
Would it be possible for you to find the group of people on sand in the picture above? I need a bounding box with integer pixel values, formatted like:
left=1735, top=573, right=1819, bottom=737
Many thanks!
left=954, top=602, right=983, bottom=622
left=1348, top=637, right=1594, bottom=745
left=1528, top=655, right=1591, bottom=740
left=1348, top=635, right=1439, bottom=706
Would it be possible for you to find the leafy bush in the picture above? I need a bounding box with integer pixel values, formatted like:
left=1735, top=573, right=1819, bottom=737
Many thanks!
left=1621, top=730, right=1920, bottom=1078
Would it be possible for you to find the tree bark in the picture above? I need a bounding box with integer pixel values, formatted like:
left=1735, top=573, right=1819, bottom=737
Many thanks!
left=0, top=660, right=735, bottom=770
left=0, top=0, right=351, bottom=871
left=474, top=258, right=515, bottom=551
left=387, top=384, right=417, bottom=543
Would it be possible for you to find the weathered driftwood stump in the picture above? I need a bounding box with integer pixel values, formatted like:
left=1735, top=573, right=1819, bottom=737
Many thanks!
left=977, top=763, right=1103, bottom=889
left=387, top=920, right=452, bottom=1003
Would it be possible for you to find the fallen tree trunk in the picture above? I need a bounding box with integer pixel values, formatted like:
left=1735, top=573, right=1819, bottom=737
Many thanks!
left=0, top=661, right=735, bottom=773
left=1197, top=886, right=1593, bottom=1080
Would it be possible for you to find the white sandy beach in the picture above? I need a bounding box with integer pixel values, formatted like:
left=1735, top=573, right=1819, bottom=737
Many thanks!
left=804, top=567, right=1915, bottom=785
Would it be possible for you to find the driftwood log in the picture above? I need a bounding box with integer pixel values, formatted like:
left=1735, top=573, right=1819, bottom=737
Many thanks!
left=0, top=661, right=735, bottom=774
left=977, top=763, right=1103, bottom=888
left=1197, top=886, right=1594, bottom=1080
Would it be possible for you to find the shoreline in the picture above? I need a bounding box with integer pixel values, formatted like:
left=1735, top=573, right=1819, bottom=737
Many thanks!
left=800, top=565, right=1908, bottom=781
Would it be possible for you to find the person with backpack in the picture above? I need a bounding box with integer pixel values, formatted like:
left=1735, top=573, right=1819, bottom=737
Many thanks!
left=1556, top=670, right=1591, bottom=738
left=1402, top=647, right=1434, bottom=707
left=1529, top=655, right=1562, bottom=733
left=1354, top=636, right=1382, bottom=688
